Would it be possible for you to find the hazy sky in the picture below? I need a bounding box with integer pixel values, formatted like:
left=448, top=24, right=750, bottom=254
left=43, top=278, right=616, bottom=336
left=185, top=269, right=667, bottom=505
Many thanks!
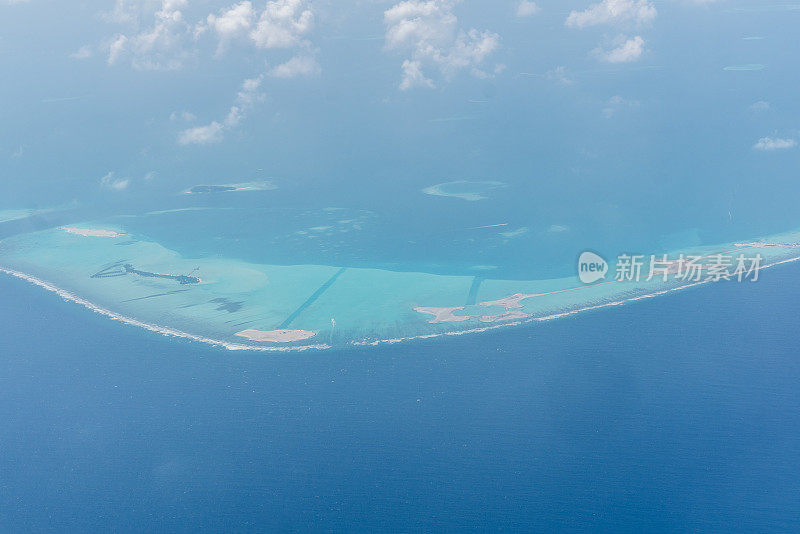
left=1, top=0, right=798, bottom=240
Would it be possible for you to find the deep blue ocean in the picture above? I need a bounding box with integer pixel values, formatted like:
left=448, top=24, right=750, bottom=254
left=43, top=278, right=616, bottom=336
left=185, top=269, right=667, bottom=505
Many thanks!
left=2, top=259, right=799, bottom=532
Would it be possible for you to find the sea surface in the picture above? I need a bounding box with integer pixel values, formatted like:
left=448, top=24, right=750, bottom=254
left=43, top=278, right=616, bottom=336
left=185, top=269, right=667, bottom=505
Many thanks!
left=2, top=1, right=799, bottom=530
left=2, top=257, right=799, bottom=532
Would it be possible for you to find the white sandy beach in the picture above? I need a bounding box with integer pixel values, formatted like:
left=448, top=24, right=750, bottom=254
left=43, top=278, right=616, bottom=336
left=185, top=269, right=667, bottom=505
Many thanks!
left=62, top=227, right=124, bottom=238
left=235, top=329, right=317, bottom=343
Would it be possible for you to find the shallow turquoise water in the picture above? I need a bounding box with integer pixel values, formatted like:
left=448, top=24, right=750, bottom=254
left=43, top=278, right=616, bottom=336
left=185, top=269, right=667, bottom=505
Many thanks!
left=3, top=206, right=799, bottom=351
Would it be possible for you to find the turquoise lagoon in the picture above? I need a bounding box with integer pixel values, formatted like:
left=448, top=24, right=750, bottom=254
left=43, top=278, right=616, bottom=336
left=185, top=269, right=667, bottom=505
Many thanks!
left=2, top=207, right=800, bottom=351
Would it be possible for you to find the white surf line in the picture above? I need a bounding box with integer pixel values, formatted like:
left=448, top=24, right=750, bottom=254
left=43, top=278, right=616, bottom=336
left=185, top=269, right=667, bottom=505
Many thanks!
left=3, top=247, right=799, bottom=353
left=465, top=223, right=509, bottom=230
left=0, top=266, right=329, bottom=353
left=352, top=254, right=800, bottom=347
left=477, top=242, right=796, bottom=310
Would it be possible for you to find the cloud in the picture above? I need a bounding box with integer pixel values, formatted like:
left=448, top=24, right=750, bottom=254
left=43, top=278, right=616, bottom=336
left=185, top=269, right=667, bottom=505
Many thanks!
left=753, top=137, right=797, bottom=151
left=101, top=0, right=140, bottom=25
left=178, top=75, right=264, bottom=145
left=566, top=0, right=656, bottom=29
left=602, top=95, right=640, bottom=117
left=96, top=0, right=317, bottom=143
left=516, top=1, right=539, bottom=18
left=105, top=0, right=194, bottom=70
left=546, top=65, right=573, bottom=85
left=472, top=63, right=506, bottom=79
left=592, top=35, right=645, bottom=63
left=204, top=0, right=313, bottom=51
left=205, top=1, right=256, bottom=53
left=383, top=0, right=500, bottom=90
left=169, top=110, right=197, bottom=121
left=100, top=171, right=130, bottom=191
left=251, top=0, right=313, bottom=49
left=70, top=46, right=93, bottom=59
left=108, top=34, right=128, bottom=65
left=178, top=123, right=225, bottom=145
left=269, top=55, right=320, bottom=78
left=399, top=60, right=434, bottom=90
left=101, top=0, right=315, bottom=68
left=749, top=100, right=770, bottom=112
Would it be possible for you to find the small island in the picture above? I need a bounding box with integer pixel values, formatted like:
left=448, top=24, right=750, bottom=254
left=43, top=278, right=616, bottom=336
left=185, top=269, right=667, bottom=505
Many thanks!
left=235, top=329, right=317, bottom=343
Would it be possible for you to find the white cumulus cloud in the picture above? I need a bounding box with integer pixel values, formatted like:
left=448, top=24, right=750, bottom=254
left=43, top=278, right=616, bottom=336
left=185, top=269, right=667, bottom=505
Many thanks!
left=251, top=0, right=313, bottom=49
left=179, top=75, right=264, bottom=145
left=749, top=101, right=770, bottom=112
left=566, top=0, right=656, bottom=29
left=399, top=60, right=434, bottom=90
left=204, top=0, right=313, bottom=50
left=70, top=46, right=93, bottom=60
left=593, top=35, right=645, bottom=63
left=178, top=122, right=225, bottom=145
left=753, top=137, right=797, bottom=151
left=103, top=0, right=316, bottom=70
left=269, top=55, right=320, bottom=78
left=516, top=1, right=539, bottom=18
left=205, top=1, right=256, bottom=53
left=170, top=110, right=197, bottom=122
left=105, top=0, right=194, bottom=70
left=383, top=0, right=500, bottom=90
left=546, top=65, right=573, bottom=85
left=100, top=171, right=130, bottom=191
